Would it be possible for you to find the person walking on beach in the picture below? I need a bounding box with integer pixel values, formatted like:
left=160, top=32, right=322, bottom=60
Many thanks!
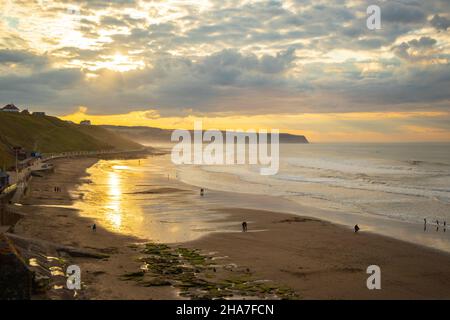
left=200, top=188, right=205, bottom=196
left=92, top=223, right=96, bottom=232
left=354, top=224, right=360, bottom=233
left=242, top=221, right=248, bottom=232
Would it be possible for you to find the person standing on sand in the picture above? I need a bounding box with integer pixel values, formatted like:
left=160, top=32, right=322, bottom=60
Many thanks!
left=354, top=224, right=360, bottom=233
left=242, top=222, right=248, bottom=232
left=92, top=224, right=96, bottom=232
left=200, top=188, right=205, bottom=196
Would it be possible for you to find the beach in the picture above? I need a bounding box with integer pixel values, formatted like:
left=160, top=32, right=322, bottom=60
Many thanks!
left=9, top=155, right=450, bottom=299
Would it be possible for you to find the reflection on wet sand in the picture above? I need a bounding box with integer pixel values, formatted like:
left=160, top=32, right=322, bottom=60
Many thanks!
left=73, top=157, right=236, bottom=243
left=107, top=171, right=122, bottom=230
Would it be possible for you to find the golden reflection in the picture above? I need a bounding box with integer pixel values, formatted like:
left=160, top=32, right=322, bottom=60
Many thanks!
left=112, top=165, right=131, bottom=170
left=75, top=158, right=219, bottom=243
left=106, top=171, right=122, bottom=230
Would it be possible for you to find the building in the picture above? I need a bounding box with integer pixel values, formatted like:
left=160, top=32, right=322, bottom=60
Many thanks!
left=1, top=104, right=20, bottom=113
left=32, top=112, right=46, bottom=116
left=80, top=120, right=91, bottom=126
left=0, top=172, right=9, bottom=190
left=12, top=147, right=27, bottom=161
left=21, top=109, right=30, bottom=115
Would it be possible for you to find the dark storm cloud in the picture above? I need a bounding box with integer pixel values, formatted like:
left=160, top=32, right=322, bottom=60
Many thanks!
left=0, top=49, right=48, bottom=67
left=431, top=14, right=450, bottom=31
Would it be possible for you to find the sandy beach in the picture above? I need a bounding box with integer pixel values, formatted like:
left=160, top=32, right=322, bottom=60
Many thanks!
left=9, top=156, right=450, bottom=299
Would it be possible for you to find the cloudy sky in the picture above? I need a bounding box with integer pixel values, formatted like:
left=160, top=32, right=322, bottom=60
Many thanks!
left=1, top=0, right=450, bottom=142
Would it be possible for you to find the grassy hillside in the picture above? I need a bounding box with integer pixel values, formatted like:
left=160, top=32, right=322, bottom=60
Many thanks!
left=0, top=112, right=142, bottom=168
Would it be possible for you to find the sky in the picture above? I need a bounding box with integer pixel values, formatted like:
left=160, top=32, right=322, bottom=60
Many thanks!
left=1, top=0, right=450, bottom=142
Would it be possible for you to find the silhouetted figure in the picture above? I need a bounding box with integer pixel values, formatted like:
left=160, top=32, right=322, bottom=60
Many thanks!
left=437, top=220, right=440, bottom=226
left=424, top=218, right=427, bottom=224
left=242, top=221, right=248, bottom=232
left=92, top=224, right=97, bottom=232
left=200, top=188, right=205, bottom=196
left=354, top=224, right=360, bottom=233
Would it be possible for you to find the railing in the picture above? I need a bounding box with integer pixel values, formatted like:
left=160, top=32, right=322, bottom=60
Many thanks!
left=41, top=148, right=147, bottom=162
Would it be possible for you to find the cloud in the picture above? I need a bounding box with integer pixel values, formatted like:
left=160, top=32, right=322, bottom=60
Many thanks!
left=0, top=0, right=449, bottom=119
left=430, top=14, right=450, bottom=31
left=0, top=49, right=48, bottom=68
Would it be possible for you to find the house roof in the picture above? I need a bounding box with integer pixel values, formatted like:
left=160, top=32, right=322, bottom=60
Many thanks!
left=2, top=104, right=19, bottom=111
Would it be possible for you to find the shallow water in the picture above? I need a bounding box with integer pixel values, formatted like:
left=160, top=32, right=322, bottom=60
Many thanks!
left=72, top=156, right=239, bottom=243
left=177, top=143, right=450, bottom=253
left=72, top=143, right=450, bottom=253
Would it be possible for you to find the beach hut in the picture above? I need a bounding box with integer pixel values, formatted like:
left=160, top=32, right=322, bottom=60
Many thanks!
left=31, top=151, right=42, bottom=159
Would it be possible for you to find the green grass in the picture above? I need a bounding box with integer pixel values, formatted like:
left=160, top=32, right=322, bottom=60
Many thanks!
left=0, top=112, right=142, bottom=168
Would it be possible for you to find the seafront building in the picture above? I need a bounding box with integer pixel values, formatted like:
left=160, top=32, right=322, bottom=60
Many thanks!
left=1, top=104, right=20, bottom=113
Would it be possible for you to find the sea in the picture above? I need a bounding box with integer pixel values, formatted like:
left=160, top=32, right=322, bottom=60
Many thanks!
left=75, top=142, right=450, bottom=252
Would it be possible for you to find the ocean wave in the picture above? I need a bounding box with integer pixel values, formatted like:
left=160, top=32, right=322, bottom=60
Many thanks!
left=274, top=173, right=450, bottom=201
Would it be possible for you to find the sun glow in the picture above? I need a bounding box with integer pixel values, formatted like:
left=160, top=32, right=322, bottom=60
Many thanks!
left=92, top=53, right=144, bottom=72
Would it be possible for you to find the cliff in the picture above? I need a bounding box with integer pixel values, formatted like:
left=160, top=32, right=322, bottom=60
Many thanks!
left=101, top=125, right=309, bottom=145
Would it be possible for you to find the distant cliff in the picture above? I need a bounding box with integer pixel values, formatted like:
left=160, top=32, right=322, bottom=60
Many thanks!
left=0, top=112, right=141, bottom=168
left=101, top=125, right=309, bottom=144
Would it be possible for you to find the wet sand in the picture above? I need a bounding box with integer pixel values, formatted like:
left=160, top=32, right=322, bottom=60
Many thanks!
left=13, top=158, right=176, bottom=299
left=10, top=157, right=450, bottom=299
left=188, top=208, right=450, bottom=299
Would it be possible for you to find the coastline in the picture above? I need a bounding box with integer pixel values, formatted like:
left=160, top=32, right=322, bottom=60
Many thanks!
left=12, top=157, right=176, bottom=299
left=8, top=155, right=450, bottom=299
